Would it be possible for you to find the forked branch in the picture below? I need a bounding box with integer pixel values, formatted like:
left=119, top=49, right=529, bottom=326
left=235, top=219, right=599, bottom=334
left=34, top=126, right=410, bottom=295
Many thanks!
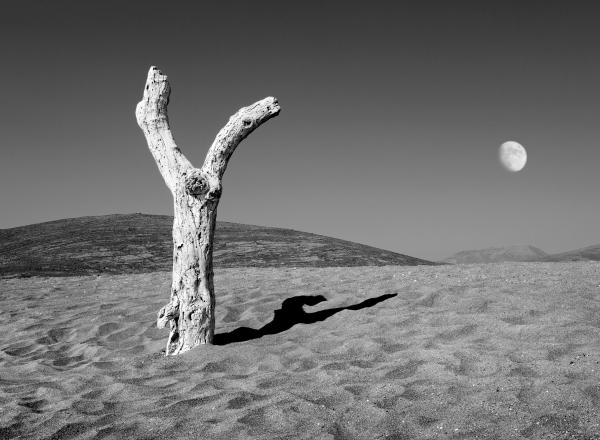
left=136, top=66, right=280, bottom=196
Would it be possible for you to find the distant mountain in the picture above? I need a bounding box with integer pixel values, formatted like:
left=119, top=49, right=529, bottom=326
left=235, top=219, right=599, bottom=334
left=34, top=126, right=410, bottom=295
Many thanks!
left=443, top=245, right=548, bottom=264
left=545, top=244, right=600, bottom=262
left=0, top=214, right=435, bottom=277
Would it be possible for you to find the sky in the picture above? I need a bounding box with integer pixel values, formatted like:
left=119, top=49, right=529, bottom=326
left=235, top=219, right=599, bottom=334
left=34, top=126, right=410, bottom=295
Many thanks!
left=1, top=1, right=599, bottom=261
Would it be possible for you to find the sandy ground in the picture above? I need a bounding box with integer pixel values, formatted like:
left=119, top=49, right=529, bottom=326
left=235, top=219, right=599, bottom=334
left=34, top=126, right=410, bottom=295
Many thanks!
left=1, top=262, right=600, bottom=439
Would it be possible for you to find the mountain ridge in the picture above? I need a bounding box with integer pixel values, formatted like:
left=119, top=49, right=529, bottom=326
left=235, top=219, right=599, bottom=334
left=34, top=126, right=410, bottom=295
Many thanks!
left=444, top=243, right=600, bottom=264
left=443, top=245, right=549, bottom=264
left=544, top=244, right=600, bottom=262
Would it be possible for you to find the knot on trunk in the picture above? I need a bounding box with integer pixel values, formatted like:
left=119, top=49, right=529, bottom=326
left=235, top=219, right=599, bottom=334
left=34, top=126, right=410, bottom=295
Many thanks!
left=184, top=168, right=222, bottom=202
left=157, top=297, right=180, bottom=329
left=183, top=168, right=209, bottom=196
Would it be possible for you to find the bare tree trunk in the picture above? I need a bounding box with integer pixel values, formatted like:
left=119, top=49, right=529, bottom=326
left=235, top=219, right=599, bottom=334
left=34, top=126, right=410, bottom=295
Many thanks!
left=135, top=66, right=280, bottom=355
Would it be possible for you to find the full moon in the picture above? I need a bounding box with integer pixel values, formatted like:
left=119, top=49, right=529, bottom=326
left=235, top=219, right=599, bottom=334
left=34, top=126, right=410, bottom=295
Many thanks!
left=499, top=141, right=527, bottom=172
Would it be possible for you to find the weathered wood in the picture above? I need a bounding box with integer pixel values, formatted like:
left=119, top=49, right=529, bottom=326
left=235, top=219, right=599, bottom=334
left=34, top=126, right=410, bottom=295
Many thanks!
left=136, top=66, right=280, bottom=355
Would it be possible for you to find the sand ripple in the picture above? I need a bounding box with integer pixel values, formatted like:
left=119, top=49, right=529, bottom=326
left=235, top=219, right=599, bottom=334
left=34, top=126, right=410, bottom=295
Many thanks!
left=1, top=263, right=600, bottom=438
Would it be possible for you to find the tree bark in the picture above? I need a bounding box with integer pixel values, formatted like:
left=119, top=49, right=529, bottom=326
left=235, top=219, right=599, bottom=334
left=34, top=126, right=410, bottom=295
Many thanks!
left=135, top=66, right=280, bottom=355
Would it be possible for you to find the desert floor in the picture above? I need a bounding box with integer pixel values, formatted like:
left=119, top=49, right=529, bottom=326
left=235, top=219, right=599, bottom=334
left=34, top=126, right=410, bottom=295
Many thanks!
left=1, top=262, right=600, bottom=439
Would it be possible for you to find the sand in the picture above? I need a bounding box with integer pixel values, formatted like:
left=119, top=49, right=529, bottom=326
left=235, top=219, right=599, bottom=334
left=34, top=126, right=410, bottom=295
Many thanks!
left=1, top=262, right=600, bottom=439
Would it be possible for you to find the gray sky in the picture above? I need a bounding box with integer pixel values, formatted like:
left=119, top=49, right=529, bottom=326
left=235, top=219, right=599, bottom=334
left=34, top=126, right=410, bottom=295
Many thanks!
left=1, top=1, right=598, bottom=260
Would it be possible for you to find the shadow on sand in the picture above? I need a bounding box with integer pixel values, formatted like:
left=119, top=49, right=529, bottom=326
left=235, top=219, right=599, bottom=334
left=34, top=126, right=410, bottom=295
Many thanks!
left=214, top=293, right=397, bottom=345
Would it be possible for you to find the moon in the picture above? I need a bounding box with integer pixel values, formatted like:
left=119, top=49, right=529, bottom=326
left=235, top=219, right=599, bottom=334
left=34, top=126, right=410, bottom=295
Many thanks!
left=499, top=141, right=527, bottom=172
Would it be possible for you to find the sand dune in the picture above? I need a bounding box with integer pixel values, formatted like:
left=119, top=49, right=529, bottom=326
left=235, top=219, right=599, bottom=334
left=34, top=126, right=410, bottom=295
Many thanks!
left=2, top=263, right=600, bottom=439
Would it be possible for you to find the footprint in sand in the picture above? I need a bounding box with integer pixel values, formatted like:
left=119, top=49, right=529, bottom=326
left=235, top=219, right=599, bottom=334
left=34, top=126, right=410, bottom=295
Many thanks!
left=286, top=358, right=318, bottom=372
left=71, top=399, right=104, bottom=414
left=501, top=315, right=528, bottom=325
left=202, top=359, right=235, bottom=373
left=256, top=376, right=290, bottom=389
left=52, top=353, right=85, bottom=368
left=384, top=359, right=424, bottom=380
left=17, top=398, right=47, bottom=413
left=459, top=299, right=493, bottom=314
left=444, top=351, right=500, bottom=378
left=36, top=327, right=70, bottom=345
left=434, top=324, right=477, bottom=342
left=546, top=344, right=579, bottom=362
left=416, top=291, right=442, bottom=308
left=508, top=365, right=539, bottom=378
left=2, top=343, right=38, bottom=357
left=583, top=384, right=600, bottom=407
left=222, top=306, right=242, bottom=323
left=96, top=322, right=121, bottom=337
left=323, top=362, right=347, bottom=371
left=226, top=392, right=267, bottom=409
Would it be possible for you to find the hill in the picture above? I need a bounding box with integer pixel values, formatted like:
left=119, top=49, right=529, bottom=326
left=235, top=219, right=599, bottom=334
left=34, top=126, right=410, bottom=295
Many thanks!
left=545, top=244, right=600, bottom=262
left=0, top=214, right=434, bottom=277
left=443, top=245, right=548, bottom=264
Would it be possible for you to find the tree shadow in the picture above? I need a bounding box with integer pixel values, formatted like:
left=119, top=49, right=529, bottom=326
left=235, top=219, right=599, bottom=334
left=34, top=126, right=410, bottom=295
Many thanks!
left=214, top=292, right=397, bottom=345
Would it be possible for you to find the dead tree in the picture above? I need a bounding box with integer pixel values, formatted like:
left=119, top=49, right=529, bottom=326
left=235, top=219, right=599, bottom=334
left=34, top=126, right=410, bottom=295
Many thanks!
left=135, top=66, right=280, bottom=355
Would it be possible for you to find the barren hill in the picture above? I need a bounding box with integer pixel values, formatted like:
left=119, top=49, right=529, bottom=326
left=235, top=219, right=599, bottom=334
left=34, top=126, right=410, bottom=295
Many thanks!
left=545, top=244, right=600, bottom=262
left=0, top=214, right=434, bottom=277
left=443, top=245, right=548, bottom=264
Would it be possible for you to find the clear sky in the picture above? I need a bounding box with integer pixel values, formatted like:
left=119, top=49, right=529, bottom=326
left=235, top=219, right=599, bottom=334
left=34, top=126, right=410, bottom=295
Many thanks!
left=1, top=1, right=598, bottom=261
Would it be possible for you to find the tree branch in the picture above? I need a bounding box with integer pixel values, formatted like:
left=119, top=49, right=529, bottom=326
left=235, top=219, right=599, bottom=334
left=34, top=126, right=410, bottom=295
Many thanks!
left=201, top=97, right=281, bottom=188
left=135, top=66, right=192, bottom=193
